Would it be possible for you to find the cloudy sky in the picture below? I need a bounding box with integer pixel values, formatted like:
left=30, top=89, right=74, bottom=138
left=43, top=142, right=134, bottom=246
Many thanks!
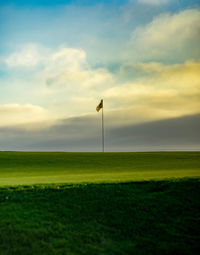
left=0, top=0, right=200, bottom=151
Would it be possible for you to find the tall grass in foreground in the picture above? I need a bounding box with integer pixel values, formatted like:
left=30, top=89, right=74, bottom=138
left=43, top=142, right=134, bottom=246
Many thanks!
left=0, top=179, right=199, bottom=255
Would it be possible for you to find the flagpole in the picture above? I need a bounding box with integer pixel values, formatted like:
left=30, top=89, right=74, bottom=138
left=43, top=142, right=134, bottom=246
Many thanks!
left=102, top=99, right=104, bottom=152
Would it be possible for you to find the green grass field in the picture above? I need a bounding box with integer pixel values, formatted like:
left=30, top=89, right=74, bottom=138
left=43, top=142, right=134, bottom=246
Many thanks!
left=0, top=152, right=199, bottom=254
left=0, top=180, right=199, bottom=255
left=0, top=152, right=199, bottom=186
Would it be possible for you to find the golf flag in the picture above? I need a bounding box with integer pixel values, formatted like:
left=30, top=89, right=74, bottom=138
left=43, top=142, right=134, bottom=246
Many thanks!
left=96, top=99, right=103, bottom=112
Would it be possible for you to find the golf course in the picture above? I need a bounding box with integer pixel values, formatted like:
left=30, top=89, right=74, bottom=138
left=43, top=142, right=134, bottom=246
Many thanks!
left=0, top=152, right=200, bottom=254
left=0, top=151, right=199, bottom=186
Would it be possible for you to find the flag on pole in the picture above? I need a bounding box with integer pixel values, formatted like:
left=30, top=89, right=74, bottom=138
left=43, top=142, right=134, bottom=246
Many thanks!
left=96, top=99, right=103, bottom=112
left=96, top=99, right=104, bottom=152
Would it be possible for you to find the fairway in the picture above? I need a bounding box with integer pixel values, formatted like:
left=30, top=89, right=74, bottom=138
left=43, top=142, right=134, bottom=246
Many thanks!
left=0, top=152, right=199, bottom=186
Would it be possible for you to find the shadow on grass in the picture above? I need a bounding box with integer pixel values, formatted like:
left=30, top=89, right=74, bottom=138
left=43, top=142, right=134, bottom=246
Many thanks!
left=0, top=178, right=199, bottom=255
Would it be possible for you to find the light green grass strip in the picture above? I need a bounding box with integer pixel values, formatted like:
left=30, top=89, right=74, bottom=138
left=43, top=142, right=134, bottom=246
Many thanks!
left=0, top=170, right=199, bottom=186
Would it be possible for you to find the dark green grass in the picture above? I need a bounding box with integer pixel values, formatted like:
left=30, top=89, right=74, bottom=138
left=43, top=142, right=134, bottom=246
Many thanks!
left=0, top=152, right=200, bottom=185
left=0, top=179, right=199, bottom=255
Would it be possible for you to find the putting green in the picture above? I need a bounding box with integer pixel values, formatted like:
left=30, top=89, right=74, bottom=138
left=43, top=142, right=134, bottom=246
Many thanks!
left=0, top=152, right=199, bottom=186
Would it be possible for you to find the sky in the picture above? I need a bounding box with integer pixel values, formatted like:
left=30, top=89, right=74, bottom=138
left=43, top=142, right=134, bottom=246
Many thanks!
left=0, top=0, right=200, bottom=151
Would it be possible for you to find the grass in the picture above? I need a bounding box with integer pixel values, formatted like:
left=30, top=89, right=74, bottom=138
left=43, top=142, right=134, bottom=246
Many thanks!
left=0, top=152, right=199, bottom=186
left=0, top=179, right=199, bottom=255
left=0, top=152, right=199, bottom=254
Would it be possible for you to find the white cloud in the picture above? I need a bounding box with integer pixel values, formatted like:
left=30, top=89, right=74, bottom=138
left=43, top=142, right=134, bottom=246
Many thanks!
left=2, top=44, right=114, bottom=91
left=137, top=0, right=169, bottom=5
left=103, top=61, right=200, bottom=125
left=3, top=44, right=45, bottom=68
left=0, top=45, right=114, bottom=121
left=125, top=9, right=200, bottom=61
left=43, top=47, right=113, bottom=90
left=1, top=44, right=199, bottom=129
left=46, top=47, right=86, bottom=74
left=0, top=104, right=51, bottom=127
